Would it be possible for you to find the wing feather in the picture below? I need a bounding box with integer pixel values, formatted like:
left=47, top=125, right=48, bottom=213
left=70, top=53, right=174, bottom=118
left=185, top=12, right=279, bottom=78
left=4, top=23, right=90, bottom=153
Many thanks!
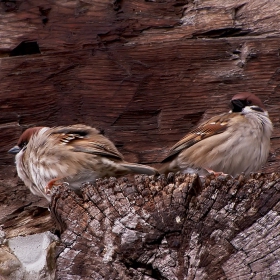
left=51, top=125, right=124, bottom=160
left=162, top=113, right=234, bottom=162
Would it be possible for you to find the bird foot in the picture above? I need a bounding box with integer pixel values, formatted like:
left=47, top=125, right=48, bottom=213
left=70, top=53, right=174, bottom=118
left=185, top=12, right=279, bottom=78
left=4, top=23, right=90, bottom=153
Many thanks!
left=45, top=177, right=65, bottom=194
left=205, top=169, right=229, bottom=177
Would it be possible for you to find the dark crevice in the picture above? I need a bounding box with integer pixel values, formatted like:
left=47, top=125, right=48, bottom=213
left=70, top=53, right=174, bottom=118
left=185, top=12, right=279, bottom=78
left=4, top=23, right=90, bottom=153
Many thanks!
left=1, top=0, right=22, bottom=12
left=173, top=1, right=188, bottom=7
left=9, top=41, right=41, bottom=57
left=0, top=203, right=32, bottom=224
left=124, top=261, right=168, bottom=280
left=145, top=233, right=166, bottom=245
left=192, top=28, right=251, bottom=39
left=42, top=63, right=79, bottom=81
left=38, top=6, right=51, bottom=25
left=113, top=0, right=122, bottom=11
left=233, top=3, right=247, bottom=20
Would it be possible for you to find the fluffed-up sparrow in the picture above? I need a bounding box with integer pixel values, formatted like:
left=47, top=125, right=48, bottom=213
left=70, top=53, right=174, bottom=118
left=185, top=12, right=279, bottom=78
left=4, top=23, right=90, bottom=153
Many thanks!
left=9, top=124, right=158, bottom=201
left=160, top=93, right=273, bottom=176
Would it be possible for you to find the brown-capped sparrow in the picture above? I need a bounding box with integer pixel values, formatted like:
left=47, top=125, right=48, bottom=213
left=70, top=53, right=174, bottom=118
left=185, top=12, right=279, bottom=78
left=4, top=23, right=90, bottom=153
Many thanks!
left=8, top=124, right=158, bottom=201
left=160, top=93, right=273, bottom=176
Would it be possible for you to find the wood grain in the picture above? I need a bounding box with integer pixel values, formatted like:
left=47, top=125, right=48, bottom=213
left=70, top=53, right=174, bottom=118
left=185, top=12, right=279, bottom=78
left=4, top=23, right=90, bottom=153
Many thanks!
left=51, top=173, right=280, bottom=279
left=2, top=38, right=280, bottom=168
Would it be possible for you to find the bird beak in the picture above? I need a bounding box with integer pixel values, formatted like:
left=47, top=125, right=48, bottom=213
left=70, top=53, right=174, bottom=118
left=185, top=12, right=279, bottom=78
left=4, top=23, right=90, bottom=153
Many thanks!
left=8, top=145, right=21, bottom=154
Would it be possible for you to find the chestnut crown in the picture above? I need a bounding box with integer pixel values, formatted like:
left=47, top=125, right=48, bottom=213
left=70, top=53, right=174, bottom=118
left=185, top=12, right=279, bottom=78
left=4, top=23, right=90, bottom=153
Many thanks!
left=230, top=92, right=265, bottom=112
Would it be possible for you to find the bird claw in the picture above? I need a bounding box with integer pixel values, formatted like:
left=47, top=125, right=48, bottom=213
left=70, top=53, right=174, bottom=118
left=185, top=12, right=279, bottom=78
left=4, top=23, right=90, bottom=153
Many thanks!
left=45, top=178, right=67, bottom=194
left=205, top=169, right=230, bottom=177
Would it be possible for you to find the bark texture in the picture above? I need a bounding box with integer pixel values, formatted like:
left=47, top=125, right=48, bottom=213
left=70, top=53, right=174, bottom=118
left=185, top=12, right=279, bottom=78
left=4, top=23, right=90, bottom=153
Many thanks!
left=52, top=173, right=280, bottom=279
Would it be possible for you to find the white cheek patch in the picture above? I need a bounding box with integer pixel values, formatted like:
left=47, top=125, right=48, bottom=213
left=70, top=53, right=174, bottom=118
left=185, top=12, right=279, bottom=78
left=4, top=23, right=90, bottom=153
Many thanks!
left=15, top=151, right=30, bottom=184
left=15, top=150, right=23, bottom=165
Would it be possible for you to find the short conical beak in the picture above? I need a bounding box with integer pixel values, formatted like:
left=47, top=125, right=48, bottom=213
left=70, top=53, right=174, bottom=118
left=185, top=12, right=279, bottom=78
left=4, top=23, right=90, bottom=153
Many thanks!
left=8, top=145, right=21, bottom=154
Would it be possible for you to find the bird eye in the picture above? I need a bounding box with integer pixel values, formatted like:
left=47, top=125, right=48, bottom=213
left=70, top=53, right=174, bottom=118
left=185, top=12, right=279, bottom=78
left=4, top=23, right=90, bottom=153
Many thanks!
left=247, top=100, right=252, bottom=105
left=19, top=141, right=28, bottom=149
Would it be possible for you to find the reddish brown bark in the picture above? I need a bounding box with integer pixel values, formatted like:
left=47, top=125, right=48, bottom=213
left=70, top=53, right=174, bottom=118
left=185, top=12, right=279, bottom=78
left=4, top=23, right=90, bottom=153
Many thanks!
left=51, top=173, right=280, bottom=279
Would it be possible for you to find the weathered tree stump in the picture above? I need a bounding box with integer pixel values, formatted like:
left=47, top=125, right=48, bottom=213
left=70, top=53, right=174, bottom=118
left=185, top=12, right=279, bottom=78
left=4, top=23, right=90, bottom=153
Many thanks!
left=51, top=173, right=280, bottom=279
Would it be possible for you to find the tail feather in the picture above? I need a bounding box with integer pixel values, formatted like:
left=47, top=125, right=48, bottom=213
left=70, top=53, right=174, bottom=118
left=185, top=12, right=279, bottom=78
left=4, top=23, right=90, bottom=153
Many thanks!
left=121, top=163, right=159, bottom=176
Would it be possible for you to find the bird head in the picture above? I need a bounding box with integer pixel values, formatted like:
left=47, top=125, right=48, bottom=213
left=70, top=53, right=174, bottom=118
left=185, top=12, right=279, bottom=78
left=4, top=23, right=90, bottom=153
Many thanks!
left=230, top=92, right=265, bottom=112
left=8, top=127, right=43, bottom=154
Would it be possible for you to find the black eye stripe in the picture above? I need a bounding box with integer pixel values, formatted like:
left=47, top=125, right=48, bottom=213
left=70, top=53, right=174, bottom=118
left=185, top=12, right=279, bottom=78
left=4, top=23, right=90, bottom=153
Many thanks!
left=251, top=106, right=264, bottom=112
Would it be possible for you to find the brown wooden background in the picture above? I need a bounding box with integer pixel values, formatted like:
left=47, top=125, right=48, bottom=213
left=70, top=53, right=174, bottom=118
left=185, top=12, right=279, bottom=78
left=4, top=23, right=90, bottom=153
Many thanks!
left=1, top=0, right=280, bottom=171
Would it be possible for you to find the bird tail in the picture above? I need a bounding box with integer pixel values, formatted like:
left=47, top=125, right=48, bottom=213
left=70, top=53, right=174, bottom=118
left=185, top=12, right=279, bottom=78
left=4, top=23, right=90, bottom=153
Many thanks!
left=121, top=162, right=159, bottom=176
left=158, top=164, right=169, bottom=175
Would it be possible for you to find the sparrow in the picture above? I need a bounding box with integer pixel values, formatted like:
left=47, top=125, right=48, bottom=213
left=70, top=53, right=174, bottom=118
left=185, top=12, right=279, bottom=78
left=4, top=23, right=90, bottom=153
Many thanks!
left=8, top=124, right=158, bottom=201
left=160, top=93, right=273, bottom=177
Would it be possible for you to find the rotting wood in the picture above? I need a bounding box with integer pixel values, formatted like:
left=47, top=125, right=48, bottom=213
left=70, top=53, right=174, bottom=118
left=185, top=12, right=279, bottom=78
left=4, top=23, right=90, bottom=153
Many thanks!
left=51, top=173, right=280, bottom=279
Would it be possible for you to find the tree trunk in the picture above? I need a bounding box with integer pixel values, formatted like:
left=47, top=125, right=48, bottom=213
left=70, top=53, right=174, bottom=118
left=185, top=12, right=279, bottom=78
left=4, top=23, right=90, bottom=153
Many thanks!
left=51, top=173, right=280, bottom=279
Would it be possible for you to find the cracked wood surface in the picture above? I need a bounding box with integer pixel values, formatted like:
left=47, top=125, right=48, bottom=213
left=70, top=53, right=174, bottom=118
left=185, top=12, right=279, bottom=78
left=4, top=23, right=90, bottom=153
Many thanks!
left=51, top=173, right=280, bottom=279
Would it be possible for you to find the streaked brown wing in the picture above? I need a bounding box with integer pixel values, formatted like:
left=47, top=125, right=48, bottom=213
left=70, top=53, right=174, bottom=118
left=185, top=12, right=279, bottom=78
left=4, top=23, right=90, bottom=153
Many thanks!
left=52, top=125, right=124, bottom=160
left=162, top=113, right=234, bottom=162
left=73, top=138, right=124, bottom=160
